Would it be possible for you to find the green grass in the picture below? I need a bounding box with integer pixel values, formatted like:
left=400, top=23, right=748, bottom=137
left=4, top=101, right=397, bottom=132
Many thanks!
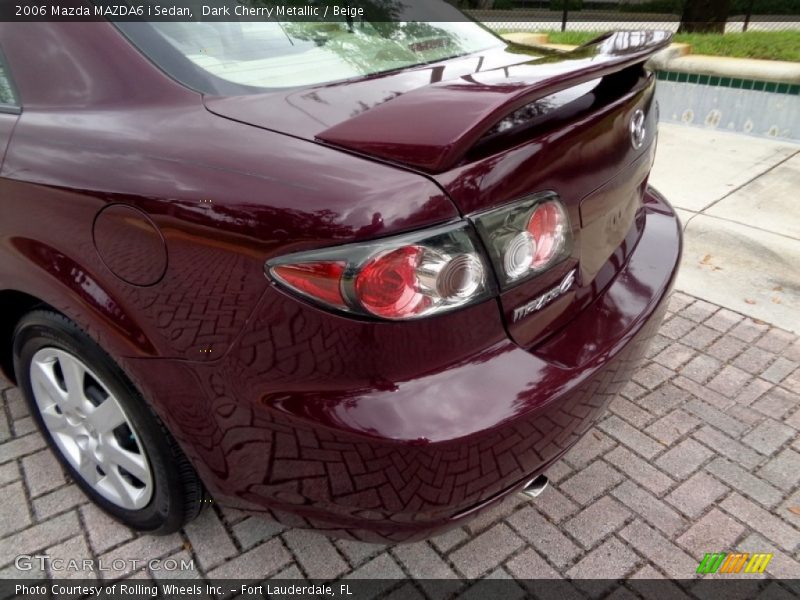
left=674, top=31, right=800, bottom=62
left=533, top=30, right=800, bottom=62
left=533, top=31, right=600, bottom=46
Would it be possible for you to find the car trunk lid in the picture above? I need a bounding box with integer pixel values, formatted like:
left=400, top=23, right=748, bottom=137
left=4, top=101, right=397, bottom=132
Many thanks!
left=205, top=31, right=670, bottom=351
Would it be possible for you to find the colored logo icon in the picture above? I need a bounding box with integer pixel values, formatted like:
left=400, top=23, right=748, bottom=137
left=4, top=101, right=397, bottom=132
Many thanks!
left=697, top=552, right=773, bottom=574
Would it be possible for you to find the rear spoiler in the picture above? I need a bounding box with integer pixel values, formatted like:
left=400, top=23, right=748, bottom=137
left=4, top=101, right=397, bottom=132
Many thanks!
left=316, top=31, right=671, bottom=173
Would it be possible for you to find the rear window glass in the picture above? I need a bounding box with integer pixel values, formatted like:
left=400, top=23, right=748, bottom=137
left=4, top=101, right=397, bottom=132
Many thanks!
left=0, top=57, right=17, bottom=106
left=119, top=4, right=502, bottom=93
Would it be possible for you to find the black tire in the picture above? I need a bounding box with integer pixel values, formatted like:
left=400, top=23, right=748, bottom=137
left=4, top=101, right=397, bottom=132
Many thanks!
left=13, top=309, right=205, bottom=534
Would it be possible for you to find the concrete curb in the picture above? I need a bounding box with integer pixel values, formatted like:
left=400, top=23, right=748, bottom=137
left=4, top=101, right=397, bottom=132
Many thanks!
left=656, top=54, right=800, bottom=84
left=501, top=33, right=800, bottom=84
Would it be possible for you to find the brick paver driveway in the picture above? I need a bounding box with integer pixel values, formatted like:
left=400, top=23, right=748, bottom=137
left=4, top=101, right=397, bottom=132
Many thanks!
left=1, top=293, right=799, bottom=585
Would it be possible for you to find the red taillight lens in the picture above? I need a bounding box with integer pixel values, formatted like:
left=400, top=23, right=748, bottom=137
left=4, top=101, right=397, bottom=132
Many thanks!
left=355, top=246, right=429, bottom=319
left=527, top=202, right=566, bottom=269
left=272, top=262, right=347, bottom=309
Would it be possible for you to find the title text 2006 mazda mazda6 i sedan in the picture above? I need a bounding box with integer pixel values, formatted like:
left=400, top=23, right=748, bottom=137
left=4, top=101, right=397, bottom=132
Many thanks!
left=0, top=12, right=681, bottom=541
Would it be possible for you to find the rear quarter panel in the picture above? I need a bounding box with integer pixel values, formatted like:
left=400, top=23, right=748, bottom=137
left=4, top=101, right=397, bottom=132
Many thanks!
left=0, top=23, right=460, bottom=366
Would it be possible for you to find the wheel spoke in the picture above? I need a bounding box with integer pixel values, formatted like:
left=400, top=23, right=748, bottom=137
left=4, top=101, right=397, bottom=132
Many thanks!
left=103, top=443, right=149, bottom=482
left=87, top=398, right=126, bottom=435
left=59, top=356, right=86, bottom=408
left=31, top=360, right=67, bottom=406
left=76, top=451, right=100, bottom=485
left=105, top=468, right=137, bottom=507
left=40, top=407, right=69, bottom=433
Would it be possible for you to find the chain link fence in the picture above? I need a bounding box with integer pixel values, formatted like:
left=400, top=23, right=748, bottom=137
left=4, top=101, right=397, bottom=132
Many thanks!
left=466, top=0, right=800, bottom=33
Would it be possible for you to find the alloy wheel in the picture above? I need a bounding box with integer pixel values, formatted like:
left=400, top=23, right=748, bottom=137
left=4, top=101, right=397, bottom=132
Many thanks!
left=29, top=347, right=153, bottom=510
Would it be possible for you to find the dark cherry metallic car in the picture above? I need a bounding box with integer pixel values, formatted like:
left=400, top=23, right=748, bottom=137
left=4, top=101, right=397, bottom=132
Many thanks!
left=0, top=9, right=681, bottom=541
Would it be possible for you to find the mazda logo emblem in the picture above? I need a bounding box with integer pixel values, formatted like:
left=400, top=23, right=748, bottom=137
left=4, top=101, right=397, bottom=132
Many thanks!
left=630, top=109, right=646, bottom=150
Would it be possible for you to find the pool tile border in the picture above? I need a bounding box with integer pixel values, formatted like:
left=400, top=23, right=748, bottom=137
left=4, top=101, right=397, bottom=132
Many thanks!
left=656, top=70, right=800, bottom=95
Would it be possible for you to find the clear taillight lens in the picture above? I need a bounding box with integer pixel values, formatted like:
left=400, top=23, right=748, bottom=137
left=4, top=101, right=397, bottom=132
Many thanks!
left=473, top=194, right=572, bottom=289
left=267, top=223, right=492, bottom=320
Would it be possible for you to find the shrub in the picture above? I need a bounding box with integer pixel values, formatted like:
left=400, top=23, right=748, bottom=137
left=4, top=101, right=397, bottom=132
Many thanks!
left=549, top=0, right=584, bottom=10
left=617, top=0, right=682, bottom=14
left=729, top=0, right=800, bottom=15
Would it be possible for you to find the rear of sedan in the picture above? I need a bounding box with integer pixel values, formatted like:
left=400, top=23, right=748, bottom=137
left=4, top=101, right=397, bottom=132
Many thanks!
left=0, top=9, right=681, bottom=542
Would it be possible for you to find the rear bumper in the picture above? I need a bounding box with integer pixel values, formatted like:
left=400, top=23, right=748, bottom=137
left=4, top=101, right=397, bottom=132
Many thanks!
left=127, top=186, right=681, bottom=542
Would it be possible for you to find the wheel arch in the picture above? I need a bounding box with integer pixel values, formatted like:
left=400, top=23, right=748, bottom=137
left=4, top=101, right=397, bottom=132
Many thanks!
left=0, top=289, right=45, bottom=384
left=0, top=275, right=160, bottom=386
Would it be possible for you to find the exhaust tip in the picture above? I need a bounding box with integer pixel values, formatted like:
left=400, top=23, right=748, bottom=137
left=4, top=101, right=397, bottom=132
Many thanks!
left=520, top=474, right=549, bottom=499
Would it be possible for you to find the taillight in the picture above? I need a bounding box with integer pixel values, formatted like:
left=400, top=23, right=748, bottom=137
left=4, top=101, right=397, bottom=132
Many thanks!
left=267, top=223, right=492, bottom=320
left=473, top=193, right=572, bottom=288
left=271, top=262, right=347, bottom=309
